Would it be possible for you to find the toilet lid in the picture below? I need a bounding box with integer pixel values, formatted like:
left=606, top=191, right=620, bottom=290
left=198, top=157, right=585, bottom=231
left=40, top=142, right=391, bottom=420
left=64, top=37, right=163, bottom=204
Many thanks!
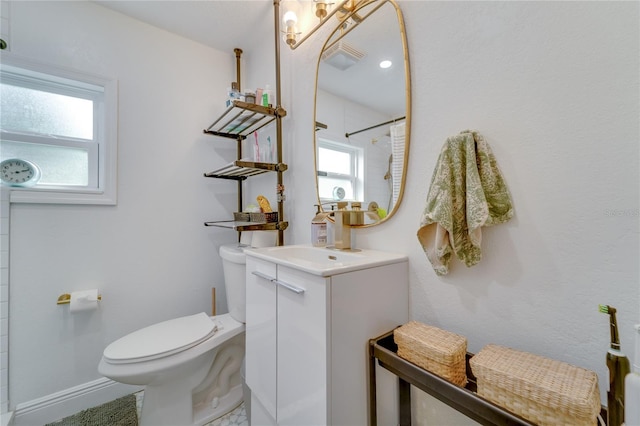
left=103, top=312, right=218, bottom=364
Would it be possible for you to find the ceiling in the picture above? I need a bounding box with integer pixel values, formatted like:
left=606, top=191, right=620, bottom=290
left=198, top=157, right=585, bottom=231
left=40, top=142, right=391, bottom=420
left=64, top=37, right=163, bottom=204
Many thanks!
left=94, top=1, right=274, bottom=53
left=94, top=0, right=407, bottom=117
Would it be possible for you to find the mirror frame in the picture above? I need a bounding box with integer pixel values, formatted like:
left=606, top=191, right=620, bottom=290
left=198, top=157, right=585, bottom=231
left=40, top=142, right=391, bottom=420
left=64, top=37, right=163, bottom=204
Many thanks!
left=313, top=0, right=410, bottom=227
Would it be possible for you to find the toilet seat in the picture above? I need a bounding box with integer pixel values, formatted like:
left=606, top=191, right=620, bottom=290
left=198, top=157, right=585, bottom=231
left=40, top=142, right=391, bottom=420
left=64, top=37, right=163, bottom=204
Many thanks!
left=103, top=312, right=218, bottom=364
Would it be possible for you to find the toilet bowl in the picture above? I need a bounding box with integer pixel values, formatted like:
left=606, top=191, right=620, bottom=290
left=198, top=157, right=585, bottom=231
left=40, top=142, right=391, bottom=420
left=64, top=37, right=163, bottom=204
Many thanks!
left=98, top=239, right=261, bottom=426
left=99, top=313, right=244, bottom=426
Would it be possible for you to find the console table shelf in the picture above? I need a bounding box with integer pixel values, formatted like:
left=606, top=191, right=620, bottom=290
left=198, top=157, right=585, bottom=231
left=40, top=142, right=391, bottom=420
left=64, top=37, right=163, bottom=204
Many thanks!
left=368, top=329, right=535, bottom=426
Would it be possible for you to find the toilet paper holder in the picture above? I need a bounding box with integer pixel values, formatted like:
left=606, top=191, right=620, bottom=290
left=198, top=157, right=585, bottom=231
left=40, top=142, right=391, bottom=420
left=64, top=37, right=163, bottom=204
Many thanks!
left=57, top=293, right=102, bottom=305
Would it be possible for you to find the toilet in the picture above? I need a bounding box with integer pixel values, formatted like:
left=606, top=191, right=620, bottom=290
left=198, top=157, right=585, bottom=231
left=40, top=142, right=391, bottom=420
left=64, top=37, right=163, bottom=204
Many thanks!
left=98, top=232, right=271, bottom=426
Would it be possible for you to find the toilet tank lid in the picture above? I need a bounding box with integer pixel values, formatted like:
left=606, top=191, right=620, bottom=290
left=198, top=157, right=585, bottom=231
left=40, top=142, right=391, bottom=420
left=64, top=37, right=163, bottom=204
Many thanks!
left=219, top=243, right=247, bottom=264
left=103, top=312, right=217, bottom=363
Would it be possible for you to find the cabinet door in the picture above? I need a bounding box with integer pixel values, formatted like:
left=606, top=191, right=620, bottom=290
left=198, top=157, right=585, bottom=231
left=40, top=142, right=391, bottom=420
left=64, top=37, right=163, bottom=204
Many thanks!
left=330, top=262, right=409, bottom=425
left=276, top=266, right=329, bottom=426
left=245, top=257, right=278, bottom=420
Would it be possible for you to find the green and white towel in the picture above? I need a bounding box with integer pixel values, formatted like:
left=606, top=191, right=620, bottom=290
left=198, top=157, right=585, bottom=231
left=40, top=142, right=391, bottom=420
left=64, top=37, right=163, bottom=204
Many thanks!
left=417, top=131, right=514, bottom=275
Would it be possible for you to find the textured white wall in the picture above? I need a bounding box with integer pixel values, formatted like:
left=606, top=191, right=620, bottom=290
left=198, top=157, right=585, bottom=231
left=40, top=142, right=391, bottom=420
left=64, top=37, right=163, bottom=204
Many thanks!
left=283, top=0, right=640, bottom=417
left=5, top=1, right=239, bottom=407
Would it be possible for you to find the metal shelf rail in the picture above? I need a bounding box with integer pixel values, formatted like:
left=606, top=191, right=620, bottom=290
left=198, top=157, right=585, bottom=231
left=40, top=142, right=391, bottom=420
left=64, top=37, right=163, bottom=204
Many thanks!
left=203, top=160, right=288, bottom=180
left=203, top=100, right=285, bottom=139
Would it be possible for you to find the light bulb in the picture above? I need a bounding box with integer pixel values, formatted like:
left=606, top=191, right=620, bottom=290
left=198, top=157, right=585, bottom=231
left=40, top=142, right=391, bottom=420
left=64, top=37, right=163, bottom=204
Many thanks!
left=282, top=11, right=299, bottom=46
left=283, top=11, right=298, bottom=27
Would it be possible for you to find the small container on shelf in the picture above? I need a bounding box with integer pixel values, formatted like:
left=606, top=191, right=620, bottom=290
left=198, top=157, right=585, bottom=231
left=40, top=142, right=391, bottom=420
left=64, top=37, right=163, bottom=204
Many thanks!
left=250, top=212, right=279, bottom=223
left=233, top=212, right=251, bottom=222
left=244, top=92, right=256, bottom=103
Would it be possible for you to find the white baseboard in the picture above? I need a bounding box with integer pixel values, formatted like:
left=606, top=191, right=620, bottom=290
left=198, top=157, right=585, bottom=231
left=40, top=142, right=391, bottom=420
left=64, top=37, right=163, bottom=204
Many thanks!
left=1, top=411, right=14, bottom=426
left=12, top=378, right=141, bottom=426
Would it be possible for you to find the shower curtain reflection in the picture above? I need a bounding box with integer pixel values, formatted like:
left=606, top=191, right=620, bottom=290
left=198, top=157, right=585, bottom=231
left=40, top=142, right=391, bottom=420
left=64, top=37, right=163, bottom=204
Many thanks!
left=390, top=121, right=405, bottom=208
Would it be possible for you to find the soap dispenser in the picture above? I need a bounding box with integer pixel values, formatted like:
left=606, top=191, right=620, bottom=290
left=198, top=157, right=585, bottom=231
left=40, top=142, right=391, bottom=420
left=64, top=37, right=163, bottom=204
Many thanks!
left=311, top=205, right=328, bottom=247
left=626, top=324, right=640, bottom=425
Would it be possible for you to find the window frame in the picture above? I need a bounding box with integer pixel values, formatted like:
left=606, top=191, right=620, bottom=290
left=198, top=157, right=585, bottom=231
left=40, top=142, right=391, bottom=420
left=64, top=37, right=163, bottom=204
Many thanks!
left=316, top=138, right=364, bottom=203
left=0, top=53, right=118, bottom=205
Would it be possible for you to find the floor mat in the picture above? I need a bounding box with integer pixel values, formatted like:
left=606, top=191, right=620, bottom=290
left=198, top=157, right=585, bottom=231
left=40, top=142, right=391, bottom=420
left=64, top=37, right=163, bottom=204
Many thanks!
left=45, top=394, right=137, bottom=426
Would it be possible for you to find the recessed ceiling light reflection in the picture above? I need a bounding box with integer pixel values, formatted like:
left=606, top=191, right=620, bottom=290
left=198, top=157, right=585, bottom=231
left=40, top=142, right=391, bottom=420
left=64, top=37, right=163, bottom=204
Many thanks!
left=379, top=60, right=392, bottom=69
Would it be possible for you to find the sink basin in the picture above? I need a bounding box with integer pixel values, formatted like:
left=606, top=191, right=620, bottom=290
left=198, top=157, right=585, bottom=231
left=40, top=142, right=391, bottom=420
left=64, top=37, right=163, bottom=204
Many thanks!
left=245, top=244, right=407, bottom=276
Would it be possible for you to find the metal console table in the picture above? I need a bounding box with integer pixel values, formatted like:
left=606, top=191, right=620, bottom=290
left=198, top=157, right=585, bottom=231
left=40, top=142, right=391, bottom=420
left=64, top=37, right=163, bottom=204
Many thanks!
left=368, top=329, right=536, bottom=426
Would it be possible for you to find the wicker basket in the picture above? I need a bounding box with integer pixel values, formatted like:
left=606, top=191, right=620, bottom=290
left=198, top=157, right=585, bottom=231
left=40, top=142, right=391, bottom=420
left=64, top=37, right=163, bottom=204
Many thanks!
left=469, top=344, right=600, bottom=426
left=249, top=212, right=278, bottom=223
left=233, top=212, right=251, bottom=222
left=394, top=321, right=467, bottom=386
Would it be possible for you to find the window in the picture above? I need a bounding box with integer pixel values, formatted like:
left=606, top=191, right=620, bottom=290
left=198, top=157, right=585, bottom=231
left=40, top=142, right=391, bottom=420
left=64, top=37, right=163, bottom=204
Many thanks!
left=316, top=138, right=363, bottom=202
left=0, top=54, right=117, bottom=204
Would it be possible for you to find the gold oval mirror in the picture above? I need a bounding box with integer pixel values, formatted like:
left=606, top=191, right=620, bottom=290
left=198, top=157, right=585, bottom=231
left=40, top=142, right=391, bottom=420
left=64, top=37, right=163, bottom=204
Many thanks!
left=314, top=0, right=410, bottom=226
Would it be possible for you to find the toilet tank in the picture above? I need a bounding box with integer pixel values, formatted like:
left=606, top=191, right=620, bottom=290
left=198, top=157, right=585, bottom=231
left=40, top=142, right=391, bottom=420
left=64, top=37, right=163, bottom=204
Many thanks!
left=219, top=244, right=247, bottom=323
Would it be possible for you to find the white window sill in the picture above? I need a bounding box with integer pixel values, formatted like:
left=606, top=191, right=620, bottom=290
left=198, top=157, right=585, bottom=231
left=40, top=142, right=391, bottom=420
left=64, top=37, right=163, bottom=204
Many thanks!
left=7, top=187, right=116, bottom=205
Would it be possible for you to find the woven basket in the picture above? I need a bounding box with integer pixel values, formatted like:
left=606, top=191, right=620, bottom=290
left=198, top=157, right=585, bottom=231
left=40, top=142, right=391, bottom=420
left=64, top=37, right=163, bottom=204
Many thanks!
left=394, top=321, right=467, bottom=387
left=249, top=212, right=278, bottom=223
left=469, top=344, right=600, bottom=426
left=233, top=212, right=251, bottom=222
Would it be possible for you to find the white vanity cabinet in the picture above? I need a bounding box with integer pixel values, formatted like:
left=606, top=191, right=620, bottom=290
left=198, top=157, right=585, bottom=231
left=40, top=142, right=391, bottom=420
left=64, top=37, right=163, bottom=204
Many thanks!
left=245, top=248, right=408, bottom=426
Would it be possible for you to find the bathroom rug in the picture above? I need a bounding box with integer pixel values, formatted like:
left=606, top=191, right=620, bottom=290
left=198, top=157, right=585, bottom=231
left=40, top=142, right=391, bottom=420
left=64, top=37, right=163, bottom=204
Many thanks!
left=45, top=393, right=137, bottom=426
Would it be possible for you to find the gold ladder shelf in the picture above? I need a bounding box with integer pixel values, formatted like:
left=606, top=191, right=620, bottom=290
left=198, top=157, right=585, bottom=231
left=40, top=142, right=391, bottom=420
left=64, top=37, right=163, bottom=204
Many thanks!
left=202, top=82, right=288, bottom=236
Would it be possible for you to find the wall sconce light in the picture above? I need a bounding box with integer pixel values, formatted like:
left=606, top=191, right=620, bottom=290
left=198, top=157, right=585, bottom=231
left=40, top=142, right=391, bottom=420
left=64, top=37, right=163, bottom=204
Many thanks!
left=282, top=10, right=300, bottom=46
left=285, top=0, right=380, bottom=50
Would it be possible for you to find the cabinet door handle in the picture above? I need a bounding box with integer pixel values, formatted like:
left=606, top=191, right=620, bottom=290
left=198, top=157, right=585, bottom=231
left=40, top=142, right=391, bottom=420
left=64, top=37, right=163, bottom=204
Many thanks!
left=251, top=271, right=304, bottom=294
left=252, top=271, right=276, bottom=282
left=274, top=279, right=305, bottom=295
